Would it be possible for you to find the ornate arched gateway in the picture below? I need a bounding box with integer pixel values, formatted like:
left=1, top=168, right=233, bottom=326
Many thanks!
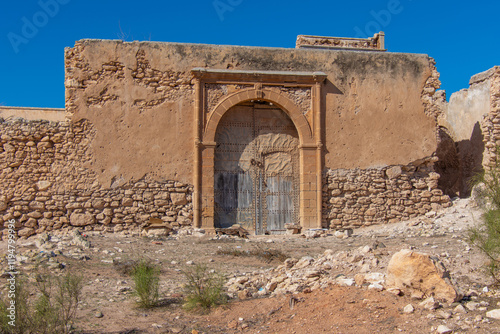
left=191, top=68, right=326, bottom=234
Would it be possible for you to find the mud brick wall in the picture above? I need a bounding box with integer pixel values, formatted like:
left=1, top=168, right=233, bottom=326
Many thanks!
left=0, top=118, right=193, bottom=238
left=323, top=164, right=451, bottom=229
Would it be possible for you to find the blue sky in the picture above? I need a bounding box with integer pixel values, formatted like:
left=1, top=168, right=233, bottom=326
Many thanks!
left=0, top=0, right=498, bottom=108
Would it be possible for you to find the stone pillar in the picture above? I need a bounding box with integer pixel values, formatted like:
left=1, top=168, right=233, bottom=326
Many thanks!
left=299, top=144, right=320, bottom=229
left=200, top=142, right=216, bottom=232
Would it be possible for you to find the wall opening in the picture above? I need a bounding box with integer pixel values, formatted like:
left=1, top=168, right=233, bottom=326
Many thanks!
left=214, top=101, right=299, bottom=234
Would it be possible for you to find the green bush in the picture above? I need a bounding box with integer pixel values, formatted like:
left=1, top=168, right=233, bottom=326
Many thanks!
left=470, top=151, right=500, bottom=283
left=131, top=260, right=160, bottom=308
left=0, top=270, right=83, bottom=334
left=0, top=276, right=30, bottom=334
left=182, top=264, right=227, bottom=312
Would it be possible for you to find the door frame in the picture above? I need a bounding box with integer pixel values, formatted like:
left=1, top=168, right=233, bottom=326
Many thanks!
left=191, top=68, right=327, bottom=233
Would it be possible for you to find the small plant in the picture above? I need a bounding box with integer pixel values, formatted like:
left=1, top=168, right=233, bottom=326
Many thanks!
left=0, top=276, right=30, bottom=334
left=131, top=260, right=160, bottom=308
left=216, top=244, right=288, bottom=263
left=0, top=270, right=83, bottom=334
left=182, top=264, right=227, bottom=312
left=470, top=148, right=500, bottom=283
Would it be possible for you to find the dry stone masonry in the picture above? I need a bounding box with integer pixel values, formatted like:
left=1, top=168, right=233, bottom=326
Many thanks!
left=323, top=164, right=451, bottom=229
left=0, top=118, right=193, bottom=239
left=479, top=67, right=500, bottom=169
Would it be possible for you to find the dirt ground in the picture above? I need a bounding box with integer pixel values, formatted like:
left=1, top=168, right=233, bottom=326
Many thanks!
left=2, top=198, right=500, bottom=333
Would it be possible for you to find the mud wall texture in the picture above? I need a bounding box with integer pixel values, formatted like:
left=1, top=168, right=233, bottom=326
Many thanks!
left=65, top=39, right=439, bottom=184
left=0, top=107, right=66, bottom=122
left=0, top=118, right=192, bottom=238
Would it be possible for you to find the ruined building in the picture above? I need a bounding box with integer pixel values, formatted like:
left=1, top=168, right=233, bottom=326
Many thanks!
left=1, top=33, right=498, bottom=237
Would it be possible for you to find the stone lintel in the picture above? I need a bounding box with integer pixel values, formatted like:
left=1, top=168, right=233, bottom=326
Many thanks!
left=191, top=68, right=327, bottom=84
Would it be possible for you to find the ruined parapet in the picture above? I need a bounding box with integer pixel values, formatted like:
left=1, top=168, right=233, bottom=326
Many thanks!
left=421, top=59, right=445, bottom=122
left=0, top=106, right=65, bottom=122
left=296, top=32, right=385, bottom=51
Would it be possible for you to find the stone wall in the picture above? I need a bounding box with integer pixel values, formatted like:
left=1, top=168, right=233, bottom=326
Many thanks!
left=479, top=67, right=500, bottom=170
left=323, top=163, right=451, bottom=229
left=0, top=118, right=193, bottom=238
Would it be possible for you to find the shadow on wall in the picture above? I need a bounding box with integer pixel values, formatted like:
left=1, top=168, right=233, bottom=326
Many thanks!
left=436, top=123, right=484, bottom=198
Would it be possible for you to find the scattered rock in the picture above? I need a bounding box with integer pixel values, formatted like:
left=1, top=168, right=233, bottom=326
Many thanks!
left=486, top=309, right=500, bottom=320
left=436, top=325, right=453, bottom=334
left=303, top=229, right=322, bottom=238
left=419, top=296, right=440, bottom=310
left=71, top=229, right=91, bottom=248
left=142, top=217, right=172, bottom=237
left=403, top=304, right=415, bottom=314
left=215, top=224, right=249, bottom=238
left=453, top=304, right=467, bottom=314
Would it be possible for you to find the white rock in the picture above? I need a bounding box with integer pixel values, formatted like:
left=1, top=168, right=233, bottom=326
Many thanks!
left=363, top=272, right=385, bottom=285
left=465, top=301, right=480, bottom=311
left=419, top=296, right=439, bottom=310
left=486, top=309, right=500, bottom=320
left=403, top=304, right=415, bottom=314
left=334, top=231, right=344, bottom=239
left=336, top=278, right=355, bottom=287
left=454, top=304, right=467, bottom=314
left=437, top=325, right=453, bottom=334
left=361, top=245, right=372, bottom=254
left=368, top=283, right=384, bottom=291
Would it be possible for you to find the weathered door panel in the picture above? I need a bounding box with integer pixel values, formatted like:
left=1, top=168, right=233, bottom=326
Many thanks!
left=263, top=152, right=297, bottom=234
left=214, top=103, right=299, bottom=234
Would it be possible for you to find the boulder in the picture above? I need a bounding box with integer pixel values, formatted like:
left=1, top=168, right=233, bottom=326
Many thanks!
left=70, top=212, right=95, bottom=226
left=386, top=249, right=460, bottom=303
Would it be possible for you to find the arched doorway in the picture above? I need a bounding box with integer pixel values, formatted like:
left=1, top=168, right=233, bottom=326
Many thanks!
left=214, top=101, right=300, bottom=234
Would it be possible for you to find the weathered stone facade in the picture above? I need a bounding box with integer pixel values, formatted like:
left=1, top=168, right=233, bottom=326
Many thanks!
left=323, top=164, right=451, bottom=229
left=1, top=33, right=465, bottom=236
left=0, top=118, right=193, bottom=238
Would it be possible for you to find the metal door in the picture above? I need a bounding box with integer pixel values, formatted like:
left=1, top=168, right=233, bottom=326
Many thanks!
left=214, top=102, right=299, bottom=234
